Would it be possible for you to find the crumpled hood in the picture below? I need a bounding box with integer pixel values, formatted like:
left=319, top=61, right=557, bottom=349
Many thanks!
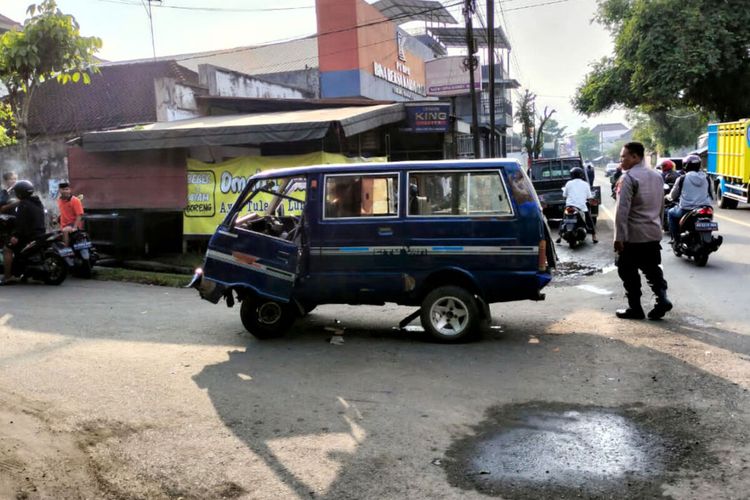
left=685, top=171, right=707, bottom=187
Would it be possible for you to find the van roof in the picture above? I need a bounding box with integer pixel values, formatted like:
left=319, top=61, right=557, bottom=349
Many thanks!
left=250, top=158, right=523, bottom=180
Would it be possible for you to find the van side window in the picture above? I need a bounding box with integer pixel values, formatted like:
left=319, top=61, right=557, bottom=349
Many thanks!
left=408, top=171, right=513, bottom=216
left=324, top=174, right=399, bottom=219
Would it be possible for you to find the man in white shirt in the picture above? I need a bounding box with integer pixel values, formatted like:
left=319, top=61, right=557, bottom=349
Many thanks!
left=557, top=167, right=598, bottom=243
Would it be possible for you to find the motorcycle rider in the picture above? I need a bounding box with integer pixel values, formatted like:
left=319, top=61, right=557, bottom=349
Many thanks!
left=667, top=154, right=713, bottom=244
left=659, top=159, right=680, bottom=187
left=557, top=166, right=598, bottom=243
left=57, top=181, right=84, bottom=246
left=1, top=180, right=46, bottom=285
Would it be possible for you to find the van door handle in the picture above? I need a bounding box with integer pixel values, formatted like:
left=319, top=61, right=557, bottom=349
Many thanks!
left=277, top=250, right=290, bottom=262
left=378, top=227, right=393, bottom=236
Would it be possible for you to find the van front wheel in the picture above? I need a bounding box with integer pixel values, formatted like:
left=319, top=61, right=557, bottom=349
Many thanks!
left=240, top=297, right=295, bottom=339
left=420, top=286, right=479, bottom=343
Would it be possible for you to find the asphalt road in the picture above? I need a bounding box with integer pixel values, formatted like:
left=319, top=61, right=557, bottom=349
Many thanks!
left=1, top=176, right=749, bottom=499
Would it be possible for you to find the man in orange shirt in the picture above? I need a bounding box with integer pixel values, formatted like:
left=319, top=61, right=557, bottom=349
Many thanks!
left=57, top=181, right=84, bottom=246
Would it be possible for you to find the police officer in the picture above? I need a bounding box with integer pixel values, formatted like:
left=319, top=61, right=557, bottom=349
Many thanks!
left=613, top=142, right=672, bottom=320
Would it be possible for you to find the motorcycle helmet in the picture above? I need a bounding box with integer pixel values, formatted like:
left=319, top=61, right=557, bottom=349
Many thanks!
left=11, top=179, right=34, bottom=199
left=570, top=167, right=585, bottom=180
left=683, top=154, right=702, bottom=172
left=659, top=159, right=675, bottom=172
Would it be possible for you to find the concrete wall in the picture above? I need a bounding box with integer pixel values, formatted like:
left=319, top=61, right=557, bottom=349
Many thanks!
left=0, top=141, right=69, bottom=218
left=155, top=77, right=203, bottom=122
left=199, top=64, right=309, bottom=99
left=254, top=69, right=320, bottom=98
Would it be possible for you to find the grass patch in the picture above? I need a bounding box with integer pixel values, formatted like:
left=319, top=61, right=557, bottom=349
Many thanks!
left=147, top=252, right=204, bottom=269
left=93, top=267, right=190, bottom=288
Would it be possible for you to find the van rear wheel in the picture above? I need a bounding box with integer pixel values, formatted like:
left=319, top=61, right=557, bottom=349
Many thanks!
left=420, top=286, right=479, bottom=343
left=240, top=297, right=295, bottom=339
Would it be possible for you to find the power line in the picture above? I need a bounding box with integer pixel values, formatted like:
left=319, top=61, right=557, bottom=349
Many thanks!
left=97, top=0, right=316, bottom=12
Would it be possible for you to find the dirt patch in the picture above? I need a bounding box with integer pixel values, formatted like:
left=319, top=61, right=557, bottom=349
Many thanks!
left=443, top=401, right=718, bottom=499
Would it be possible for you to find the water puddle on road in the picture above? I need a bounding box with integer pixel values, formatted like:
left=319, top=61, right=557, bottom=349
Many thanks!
left=443, top=402, right=715, bottom=499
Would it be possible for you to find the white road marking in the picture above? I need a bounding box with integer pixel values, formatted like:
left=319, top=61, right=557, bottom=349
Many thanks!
left=714, top=213, right=750, bottom=229
left=576, top=284, right=613, bottom=295
left=601, top=265, right=617, bottom=274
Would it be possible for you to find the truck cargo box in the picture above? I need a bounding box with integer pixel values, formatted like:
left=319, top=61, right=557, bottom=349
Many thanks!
left=707, top=120, right=750, bottom=183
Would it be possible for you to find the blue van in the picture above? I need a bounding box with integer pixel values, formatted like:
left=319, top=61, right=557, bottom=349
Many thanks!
left=190, top=160, right=556, bottom=342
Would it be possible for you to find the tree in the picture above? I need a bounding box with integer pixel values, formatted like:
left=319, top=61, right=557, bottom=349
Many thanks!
left=574, top=0, right=750, bottom=121
left=0, top=0, right=101, bottom=150
left=574, top=127, right=599, bottom=161
left=515, top=89, right=556, bottom=159
left=627, top=108, right=708, bottom=156
left=543, top=118, right=567, bottom=146
left=0, top=103, right=16, bottom=147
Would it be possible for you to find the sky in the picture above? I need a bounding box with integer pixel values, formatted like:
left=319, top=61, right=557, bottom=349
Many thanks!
left=2, top=0, right=627, bottom=134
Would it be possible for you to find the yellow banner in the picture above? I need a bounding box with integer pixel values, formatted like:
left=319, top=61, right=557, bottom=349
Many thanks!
left=184, top=152, right=385, bottom=235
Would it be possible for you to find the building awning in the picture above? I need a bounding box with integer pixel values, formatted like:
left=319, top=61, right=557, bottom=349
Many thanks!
left=80, top=104, right=405, bottom=152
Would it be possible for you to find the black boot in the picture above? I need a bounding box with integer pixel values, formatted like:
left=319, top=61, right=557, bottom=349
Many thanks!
left=648, top=290, right=673, bottom=320
left=616, top=294, right=645, bottom=319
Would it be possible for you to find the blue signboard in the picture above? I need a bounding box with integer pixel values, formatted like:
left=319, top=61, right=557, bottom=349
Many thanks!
left=405, top=104, right=451, bottom=133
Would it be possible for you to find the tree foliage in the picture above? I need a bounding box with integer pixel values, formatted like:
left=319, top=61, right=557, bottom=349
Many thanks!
left=543, top=118, right=567, bottom=146
left=574, top=0, right=750, bottom=121
left=0, top=103, right=16, bottom=147
left=0, top=0, right=101, bottom=147
left=627, top=108, right=708, bottom=155
left=573, top=127, right=600, bottom=161
left=515, top=89, right=556, bottom=159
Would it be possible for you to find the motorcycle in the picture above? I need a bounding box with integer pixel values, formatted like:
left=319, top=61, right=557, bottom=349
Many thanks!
left=671, top=205, right=723, bottom=267
left=559, top=206, right=589, bottom=248
left=4, top=229, right=69, bottom=285
left=57, top=229, right=98, bottom=278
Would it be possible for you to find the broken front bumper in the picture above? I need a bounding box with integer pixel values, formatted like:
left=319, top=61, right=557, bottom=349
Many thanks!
left=187, top=269, right=225, bottom=304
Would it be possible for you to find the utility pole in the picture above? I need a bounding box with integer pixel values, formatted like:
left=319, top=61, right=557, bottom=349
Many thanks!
left=487, top=0, right=496, bottom=157
left=463, top=0, right=480, bottom=159
left=145, top=0, right=161, bottom=59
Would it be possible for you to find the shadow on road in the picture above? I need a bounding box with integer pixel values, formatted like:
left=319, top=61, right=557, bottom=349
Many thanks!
left=191, top=317, right=749, bottom=499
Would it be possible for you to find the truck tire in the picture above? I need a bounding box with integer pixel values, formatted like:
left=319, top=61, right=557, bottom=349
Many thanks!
left=717, top=183, right=738, bottom=209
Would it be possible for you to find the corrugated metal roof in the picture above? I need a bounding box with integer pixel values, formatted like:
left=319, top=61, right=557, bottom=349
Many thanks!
left=81, top=104, right=405, bottom=152
left=102, top=36, right=319, bottom=76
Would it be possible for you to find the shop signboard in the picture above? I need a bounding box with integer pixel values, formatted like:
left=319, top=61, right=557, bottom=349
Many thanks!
left=405, top=103, right=451, bottom=133
left=425, top=56, right=481, bottom=97
left=184, top=152, right=385, bottom=235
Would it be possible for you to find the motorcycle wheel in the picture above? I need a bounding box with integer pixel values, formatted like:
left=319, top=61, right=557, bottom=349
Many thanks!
left=694, top=253, right=709, bottom=267
left=43, top=253, right=68, bottom=285
left=672, top=244, right=682, bottom=257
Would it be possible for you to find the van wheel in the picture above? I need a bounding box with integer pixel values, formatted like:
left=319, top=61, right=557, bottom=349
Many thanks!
left=420, top=286, right=479, bottom=343
left=240, top=297, right=295, bottom=339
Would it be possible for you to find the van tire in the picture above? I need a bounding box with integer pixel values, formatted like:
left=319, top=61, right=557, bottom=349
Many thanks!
left=420, top=286, right=479, bottom=343
left=240, top=297, right=295, bottom=339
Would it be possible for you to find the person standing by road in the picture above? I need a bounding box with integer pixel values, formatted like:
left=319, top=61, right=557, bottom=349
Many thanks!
left=0, top=171, right=17, bottom=212
left=57, top=181, right=84, bottom=246
left=586, top=163, right=595, bottom=188
left=613, top=142, right=672, bottom=320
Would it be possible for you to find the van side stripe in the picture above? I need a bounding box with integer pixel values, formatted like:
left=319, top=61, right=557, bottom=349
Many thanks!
left=206, top=249, right=296, bottom=282
left=311, top=246, right=538, bottom=256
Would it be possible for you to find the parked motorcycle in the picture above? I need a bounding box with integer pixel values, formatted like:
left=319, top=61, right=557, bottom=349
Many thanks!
left=4, top=231, right=68, bottom=285
left=672, top=205, right=723, bottom=266
left=559, top=206, right=588, bottom=248
left=57, top=229, right=98, bottom=278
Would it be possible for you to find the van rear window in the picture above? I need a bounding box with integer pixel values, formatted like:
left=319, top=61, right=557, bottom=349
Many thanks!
left=324, top=174, right=398, bottom=219
left=408, top=171, right=513, bottom=216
